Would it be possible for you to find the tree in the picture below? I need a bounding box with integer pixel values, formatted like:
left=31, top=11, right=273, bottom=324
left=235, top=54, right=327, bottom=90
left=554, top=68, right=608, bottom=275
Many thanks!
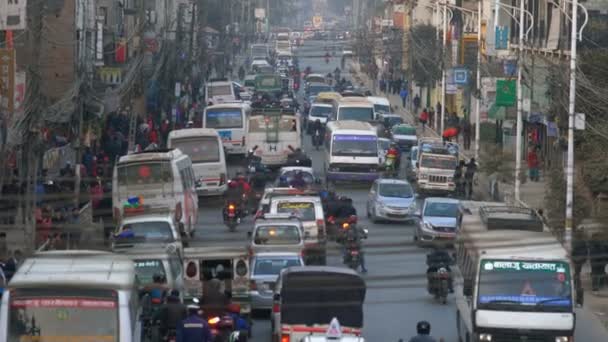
left=410, top=24, right=442, bottom=87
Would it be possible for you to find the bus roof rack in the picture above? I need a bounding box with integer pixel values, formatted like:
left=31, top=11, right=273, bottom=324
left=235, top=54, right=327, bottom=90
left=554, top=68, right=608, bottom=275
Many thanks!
left=209, top=78, right=229, bottom=82
left=251, top=108, right=283, bottom=116
left=133, top=148, right=175, bottom=155
left=479, top=205, right=543, bottom=232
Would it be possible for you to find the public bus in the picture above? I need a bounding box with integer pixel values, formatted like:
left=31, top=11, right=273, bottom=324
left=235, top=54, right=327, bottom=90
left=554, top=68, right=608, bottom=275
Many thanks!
left=203, top=103, right=251, bottom=155
left=331, top=97, right=375, bottom=123
left=168, top=128, right=228, bottom=197
left=205, top=79, right=237, bottom=105
left=112, top=149, right=199, bottom=237
left=324, top=120, right=380, bottom=182
left=0, top=251, right=141, bottom=342
left=246, top=108, right=301, bottom=167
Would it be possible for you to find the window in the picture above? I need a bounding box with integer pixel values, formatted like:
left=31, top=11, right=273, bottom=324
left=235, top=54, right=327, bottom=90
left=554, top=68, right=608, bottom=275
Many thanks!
left=420, top=155, right=457, bottom=169
left=205, top=109, right=244, bottom=129
left=117, top=162, right=173, bottom=186
left=378, top=183, right=413, bottom=198
left=208, top=84, right=232, bottom=97
left=254, top=225, right=301, bottom=245
left=338, top=107, right=374, bottom=122
left=134, top=259, right=167, bottom=285
left=254, top=256, right=302, bottom=276
left=121, top=221, right=174, bottom=242
left=331, top=135, right=378, bottom=157
left=374, top=104, right=390, bottom=114
left=276, top=202, right=316, bottom=221
left=392, top=125, right=416, bottom=136
left=310, top=106, right=332, bottom=117
left=248, top=116, right=296, bottom=133
left=170, top=137, right=220, bottom=163
left=423, top=202, right=459, bottom=218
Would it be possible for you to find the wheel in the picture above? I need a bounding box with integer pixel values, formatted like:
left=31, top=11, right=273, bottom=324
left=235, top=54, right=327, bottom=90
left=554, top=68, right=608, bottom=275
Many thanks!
left=370, top=208, right=379, bottom=224
left=366, top=203, right=371, bottom=218
left=457, top=310, right=463, bottom=342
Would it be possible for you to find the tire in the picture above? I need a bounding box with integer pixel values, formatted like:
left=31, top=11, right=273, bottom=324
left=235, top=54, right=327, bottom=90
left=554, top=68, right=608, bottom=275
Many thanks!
left=370, top=208, right=379, bottom=224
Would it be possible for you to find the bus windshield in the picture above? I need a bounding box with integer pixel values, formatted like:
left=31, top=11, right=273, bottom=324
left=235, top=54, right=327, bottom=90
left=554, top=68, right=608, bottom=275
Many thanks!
left=478, top=259, right=572, bottom=311
left=170, top=137, right=220, bottom=163
left=374, top=104, right=390, bottom=114
left=249, top=116, right=297, bottom=133
left=332, top=135, right=378, bottom=157
left=8, top=288, right=119, bottom=342
left=208, top=84, right=232, bottom=97
left=338, top=107, right=374, bottom=122
left=117, top=162, right=173, bottom=186
left=205, top=109, right=244, bottom=129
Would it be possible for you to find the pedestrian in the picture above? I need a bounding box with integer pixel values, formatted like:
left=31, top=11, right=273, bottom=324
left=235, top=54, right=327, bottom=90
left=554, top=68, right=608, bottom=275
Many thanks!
left=428, top=109, right=435, bottom=128
left=572, top=229, right=588, bottom=306
left=454, top=160, right=465, bottom=197
left=379, top=79, right=386, bottom=93
left=413, top=95, right=421, bottom=113
left=464, top=158, right=477, bottom=199
left=589, top=233, right=608, bottom=292
left=238, top=66, right=245, bottom=80
left=462, top=119, right=472, bottom=150
left=436, top=102, right=442, bottom=117
left=399, top=88, right=408, bottom=108
left=527, top=148, right=539, bottom=181
left=419, top=108, right=429, bottom=132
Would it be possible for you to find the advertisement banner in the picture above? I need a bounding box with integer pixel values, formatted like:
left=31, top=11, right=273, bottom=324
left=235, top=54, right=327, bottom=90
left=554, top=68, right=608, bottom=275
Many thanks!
left=0, top=0, right=27, bottom=30
left=313, top=16, right=323, bottom=29
left=0, top=48, right=16, bottom=114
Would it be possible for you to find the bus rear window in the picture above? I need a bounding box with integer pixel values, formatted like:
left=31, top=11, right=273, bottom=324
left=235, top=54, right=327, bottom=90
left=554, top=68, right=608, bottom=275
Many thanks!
left=170, top=137, right=220, bottom=163
left=117, top=162, right=172, bottom=186
left=208, top=85, right=232, bottom=97
left=249, top=117, right=297, bottom=133
left=9, top=288, right=118, bottom=342
left=205, top=109, right=243, bottom=129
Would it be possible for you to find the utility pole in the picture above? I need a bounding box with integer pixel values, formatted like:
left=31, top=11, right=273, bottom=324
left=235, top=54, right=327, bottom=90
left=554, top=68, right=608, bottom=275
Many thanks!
left=189, top=1, right=197, bottom=68
left=440, top=2, right=447, bottom=134
left=514, top=0, right=525, bottom=202
left=474, top=0, right=482, bottom=160
left=565, top=0, right=580, bottom=243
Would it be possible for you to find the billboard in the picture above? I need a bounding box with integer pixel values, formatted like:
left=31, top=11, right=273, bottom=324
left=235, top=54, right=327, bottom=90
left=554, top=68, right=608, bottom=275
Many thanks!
left=0, top=0, right=27, bottom=30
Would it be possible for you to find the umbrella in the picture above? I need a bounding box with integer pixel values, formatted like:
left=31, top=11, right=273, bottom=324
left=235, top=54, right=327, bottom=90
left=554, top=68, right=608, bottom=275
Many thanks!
left=442, top=127, right=459, bottom=139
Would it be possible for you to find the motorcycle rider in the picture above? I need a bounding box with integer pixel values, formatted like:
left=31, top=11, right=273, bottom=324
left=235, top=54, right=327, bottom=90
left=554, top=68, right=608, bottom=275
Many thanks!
left=201, top=269, right=231, bottom=318
left=289, top=171, right=307, bottom=189
left=224, top=181, right=245, bottom=221
left=311, top=119, right=324, bottom=147
left=426, top=247, right=454, bottom=293
left=154, top=289, right=188, bottom=340
left=287, top=148, right=311, bottom=167
left=342, top=216, right=368, bottom=273
left=408, top=321, right=441, bottom=342
left=386, top=143, right=400, bottom=171
left=176, top=303, right=213, bottom=342
left=336, top=196, right=357, bottom=218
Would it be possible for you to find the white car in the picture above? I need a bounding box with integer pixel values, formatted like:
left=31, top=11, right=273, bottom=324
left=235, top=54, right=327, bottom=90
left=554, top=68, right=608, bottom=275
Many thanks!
left=112, top=210, right=186, bottom=253
left=367, top=179, right=417, bottom=223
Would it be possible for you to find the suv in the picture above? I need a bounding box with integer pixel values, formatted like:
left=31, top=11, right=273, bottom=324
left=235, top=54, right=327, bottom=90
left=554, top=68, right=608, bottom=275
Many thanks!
left=112, top=210, right=186, bottom=254
left=269, top=195, right=327, bottom=265
left=248, top=214, right=305, bottom=256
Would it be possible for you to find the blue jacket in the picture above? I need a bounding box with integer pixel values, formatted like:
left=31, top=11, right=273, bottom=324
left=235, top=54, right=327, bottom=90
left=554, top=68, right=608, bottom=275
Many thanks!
left=176, top=315, right=213, bottom=342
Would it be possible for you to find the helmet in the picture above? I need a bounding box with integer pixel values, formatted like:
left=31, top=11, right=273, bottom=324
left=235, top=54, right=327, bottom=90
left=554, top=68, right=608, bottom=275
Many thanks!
left=187, top=303, right=200, bottom=314
left=416, top=321, right=431, bottom=335
left=228, top=181, right=238, bottom=188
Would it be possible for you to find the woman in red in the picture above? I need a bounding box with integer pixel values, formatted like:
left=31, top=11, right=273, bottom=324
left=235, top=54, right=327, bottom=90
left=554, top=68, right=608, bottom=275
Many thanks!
left=527, top=148, right=539, bottom=181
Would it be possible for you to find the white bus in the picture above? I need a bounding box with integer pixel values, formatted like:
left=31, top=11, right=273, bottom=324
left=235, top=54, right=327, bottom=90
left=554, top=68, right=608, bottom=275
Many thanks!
left=203, top=103, right=251, bottom=155
left=455, top=202, right=575, bottom=342
left=324, top=120, right=380, bottom=182
left=112, top=149, right=198, bottom=237
left=168, top=128, right=228, bottom=196
left=246, top=109, right=301, bottom=167
left=331, top=97, right=375, bottom=123
left=205, top=79, right=237, bottom=105
left=0, top=251, right=141, bottom=342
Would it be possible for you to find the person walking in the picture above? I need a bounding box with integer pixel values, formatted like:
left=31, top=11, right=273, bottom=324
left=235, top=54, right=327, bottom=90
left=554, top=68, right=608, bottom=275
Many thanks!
left=527, top=148, right=540, bottom=182
left=462, top=119, right=472, bottom=150
left=419, top=109, right=429, bottom=133
left=399, top=88, right=408, bottom=108
left=589, top=233, right=608, bottom=293
left=464, top=158, right=477, bottom=199
left=572, top=229, right=588, bottom=306
left=413, top=95, right=421, bottom=114
left=379, top=79, right=386, bottom=93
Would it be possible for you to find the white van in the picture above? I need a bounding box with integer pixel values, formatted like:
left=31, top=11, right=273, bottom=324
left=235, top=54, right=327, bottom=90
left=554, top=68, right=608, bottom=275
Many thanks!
left=113, top=149, right=199, bottom=237
left=205, top=79, right=237, bottom=105
left=331, top=97, right=375, bottom=123
left=246, top=109, right=301, bottom=167
left=0, top=251, right=142, bottom=342
left=168, top=128, right=228, bottom=196
left=324, top=120, right=380, bottom=182
left=203, top=103, right=250, bottom=155
left=366, top=96, right=391, bottom=119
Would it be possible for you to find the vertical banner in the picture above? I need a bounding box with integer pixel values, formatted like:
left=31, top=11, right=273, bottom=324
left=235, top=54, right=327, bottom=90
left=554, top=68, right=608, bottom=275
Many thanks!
left=0, top=48, right=16, bottom=115
left=0, top=0, right=28, bottom=30
left=393, top=4, right=405, bottom=29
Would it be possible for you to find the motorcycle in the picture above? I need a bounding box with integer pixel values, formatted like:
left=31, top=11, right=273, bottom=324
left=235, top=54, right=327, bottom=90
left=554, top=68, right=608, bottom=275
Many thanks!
left=343, top=240, right=362, bottom=270
left=223, top=202, right=242, bottom=232
left=206, top=314, right=235, bottom=342
left=427, top=267, right=451, bottom=305
left=384, top=153, right=398, bottom=177
left=164, top=329, right=177, bottom=342
left=313, top=129, right=323, bottom=150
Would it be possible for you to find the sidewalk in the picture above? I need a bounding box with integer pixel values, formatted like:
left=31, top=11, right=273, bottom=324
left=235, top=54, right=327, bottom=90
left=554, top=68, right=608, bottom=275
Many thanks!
left=349, top=60, right=608, bottom=330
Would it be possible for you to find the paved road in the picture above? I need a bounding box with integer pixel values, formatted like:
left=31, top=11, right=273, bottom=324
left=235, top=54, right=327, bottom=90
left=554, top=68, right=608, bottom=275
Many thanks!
left=193, top=39, right=608, bottom=342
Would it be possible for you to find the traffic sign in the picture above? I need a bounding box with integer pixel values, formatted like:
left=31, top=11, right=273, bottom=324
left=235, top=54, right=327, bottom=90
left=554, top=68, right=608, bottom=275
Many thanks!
left=326, top=317, right=342, bottom=339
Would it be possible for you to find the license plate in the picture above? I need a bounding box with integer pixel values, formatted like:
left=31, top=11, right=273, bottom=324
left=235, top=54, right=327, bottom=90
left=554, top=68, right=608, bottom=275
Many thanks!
left=350, top=250, right=359, bottom=256
left=228, top=213, right=235, bottom=218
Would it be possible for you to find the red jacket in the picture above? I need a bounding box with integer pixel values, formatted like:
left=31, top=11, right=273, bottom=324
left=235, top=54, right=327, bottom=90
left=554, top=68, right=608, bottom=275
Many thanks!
left=527, top=151, right=539, bottom=168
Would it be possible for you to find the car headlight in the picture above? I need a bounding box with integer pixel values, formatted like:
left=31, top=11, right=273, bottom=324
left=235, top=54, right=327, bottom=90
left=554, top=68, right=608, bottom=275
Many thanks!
left=479, top=334, right=492, bottom=341
left=376, top=202, right=387, bottom=210
left=419, top=174, right=428, bottom=180
left=423, top=221, right=434, bottom=230
left=555, top=337, right=571, bottom=342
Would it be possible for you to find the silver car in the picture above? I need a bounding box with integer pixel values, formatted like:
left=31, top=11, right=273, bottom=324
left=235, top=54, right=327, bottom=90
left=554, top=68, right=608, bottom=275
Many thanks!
left=367, top=179, right=416, bottom=223
left=248, top=214, right=305, bottom=255
left=250, top=252, right=304, bottom=310
left=413, top=197, right=462, bottom=246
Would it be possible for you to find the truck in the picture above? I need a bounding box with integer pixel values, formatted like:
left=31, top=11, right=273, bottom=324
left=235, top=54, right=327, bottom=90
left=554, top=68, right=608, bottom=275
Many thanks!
left=454, top=202, right=575, bottom=341
left=415, top=137, right=459, bottom=195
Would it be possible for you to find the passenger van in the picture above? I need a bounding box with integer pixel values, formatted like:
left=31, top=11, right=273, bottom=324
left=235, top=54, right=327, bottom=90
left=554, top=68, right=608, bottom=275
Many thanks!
left=168, top=128, right=228, bottom=196
left=203, top=103, right=251, bottom=155
left=246, top=108, right=301, bottom=167
left=112, top=149, right=198, bottom=237
left=0, top=251, right=142, bottom=342
left=331, top=97, right=375, bottom=123
left=324, top=120, right=380, bottom=182
left=205, top=79, right=237, bottom=105
left=366, top=96, right=391, bottom=119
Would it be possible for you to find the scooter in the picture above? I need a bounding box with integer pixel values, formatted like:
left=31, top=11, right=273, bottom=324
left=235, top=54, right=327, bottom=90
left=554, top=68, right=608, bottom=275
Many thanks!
left=223, top=202, right=242, bottom=232
left=206, top=314, right=235, bottom=342
left=343, top=241, right=362, bottom=270
left=427, top=267, right=450, bottom=305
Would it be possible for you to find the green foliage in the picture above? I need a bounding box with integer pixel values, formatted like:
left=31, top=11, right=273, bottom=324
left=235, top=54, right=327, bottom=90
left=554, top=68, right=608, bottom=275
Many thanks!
left=410, top=24, right=441, bottom=87
left=478, top=145, right=514, bottom=183
left=544, top=164, right=592, bottom=231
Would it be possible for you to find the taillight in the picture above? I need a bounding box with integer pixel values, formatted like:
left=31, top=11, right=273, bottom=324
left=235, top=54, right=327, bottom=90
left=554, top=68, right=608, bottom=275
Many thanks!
left=328, top=216, right=335, bottom=224
left=342, top=222, right=350, bottom=230
left=250, top=280, right=257, bottom=290
left=186, top=261, right=198, bottom=278
left=228, top=204, right=236, bottom=212
left=281, top=334, right=290, bottom=342
left=273, top=303, right=281, bottom=313
left=220, top=173, right=226, bottom=185
left=208, top=317, right=220, bottom=325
